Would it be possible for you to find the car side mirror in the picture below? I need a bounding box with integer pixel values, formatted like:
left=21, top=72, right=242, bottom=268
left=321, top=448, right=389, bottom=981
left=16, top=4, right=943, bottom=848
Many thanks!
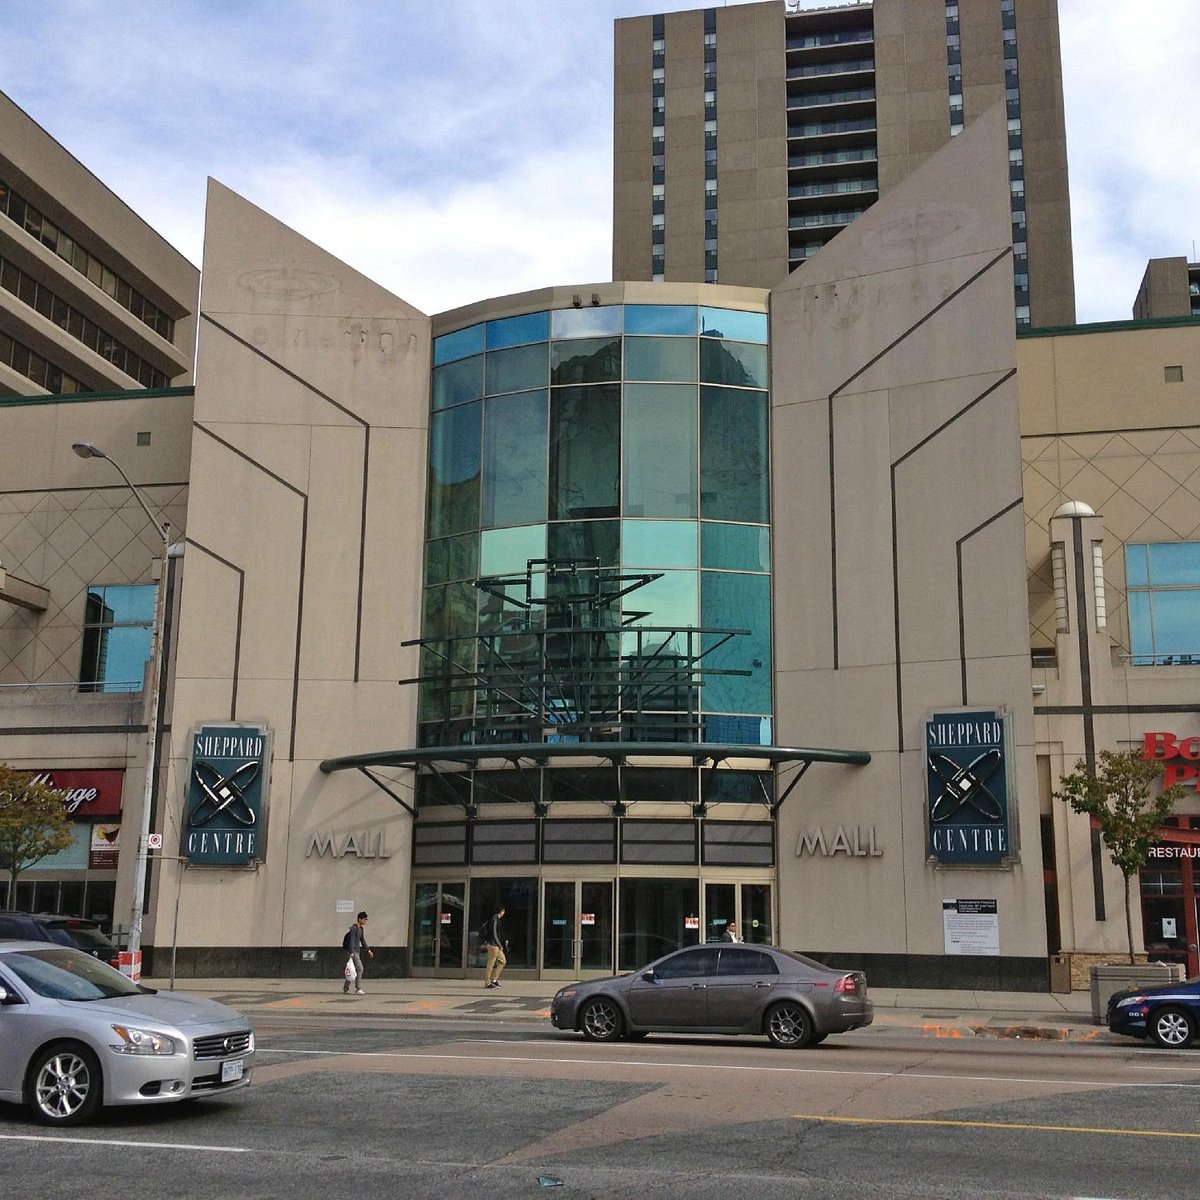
left=640, top=969, right=656, bottom=983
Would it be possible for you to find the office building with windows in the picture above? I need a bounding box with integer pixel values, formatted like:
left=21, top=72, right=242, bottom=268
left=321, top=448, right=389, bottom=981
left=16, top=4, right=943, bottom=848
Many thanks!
left=1132, top=255, right=1200, bottom=321
left=0, top=93, right=197, bottom=401
left=613, top=0, right=1075, bottom=327
left=2, top=89, right=1199, bottom=990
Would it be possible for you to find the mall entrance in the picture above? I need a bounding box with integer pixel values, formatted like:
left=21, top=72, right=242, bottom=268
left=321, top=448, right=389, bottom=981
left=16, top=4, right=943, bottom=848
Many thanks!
left=410, top=873, right=774, bottom=980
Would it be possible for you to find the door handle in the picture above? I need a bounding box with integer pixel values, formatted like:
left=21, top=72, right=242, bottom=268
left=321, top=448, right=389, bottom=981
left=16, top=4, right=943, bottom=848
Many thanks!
left=690, top=983, right=707, bottom=990
left=753, top=981, right=771, bottom=988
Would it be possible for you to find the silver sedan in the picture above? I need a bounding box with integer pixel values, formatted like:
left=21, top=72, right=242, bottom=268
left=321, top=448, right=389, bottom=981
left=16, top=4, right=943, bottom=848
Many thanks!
left=551, top=944, right=872, bottom=1048
left=0, top=941, right=254, bottom=1125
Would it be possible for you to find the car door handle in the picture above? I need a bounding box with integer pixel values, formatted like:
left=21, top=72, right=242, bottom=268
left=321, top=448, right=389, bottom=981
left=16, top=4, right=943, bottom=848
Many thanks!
left=753, top=981, right=771, bottom=988
left=690, top=983, right=707, bottom=990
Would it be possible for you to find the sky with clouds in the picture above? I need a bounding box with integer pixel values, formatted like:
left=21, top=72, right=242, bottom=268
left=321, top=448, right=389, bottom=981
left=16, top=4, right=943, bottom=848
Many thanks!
left=1, top=0, right=1195, bottom=323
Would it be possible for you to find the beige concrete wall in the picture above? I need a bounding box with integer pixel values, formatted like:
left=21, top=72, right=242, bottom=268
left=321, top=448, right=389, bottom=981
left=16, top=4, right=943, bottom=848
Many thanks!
left=1132, top=257, right=1191, bottom=320
left=1019, top=320, right=1200, bottom=958
left=152, top=181, right=430, bottom=957
left=770, top=103, right=1046, bottom=963
left=613, top=15, right=655, bottom=283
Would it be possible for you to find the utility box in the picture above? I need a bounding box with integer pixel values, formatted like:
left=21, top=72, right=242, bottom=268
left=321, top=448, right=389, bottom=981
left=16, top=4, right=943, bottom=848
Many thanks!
left=1089, top=962, right=1186, bottom=1024
left=1049, top=953, right=1071, bottom=994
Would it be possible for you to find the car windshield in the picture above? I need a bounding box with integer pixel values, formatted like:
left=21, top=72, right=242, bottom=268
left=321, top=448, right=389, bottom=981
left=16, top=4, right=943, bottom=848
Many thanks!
left=2, top=947, right=140, bottom=1001
left=48, top=923, right=115, bottom=952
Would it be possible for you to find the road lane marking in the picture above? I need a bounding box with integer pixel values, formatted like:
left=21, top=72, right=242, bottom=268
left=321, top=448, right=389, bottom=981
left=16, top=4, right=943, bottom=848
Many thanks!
left=253, top=1047, right=1200, bottom=1088
left=791, top=1114, right=1200, bottom=1141
left=0, top=1133, right=249, bottom=1152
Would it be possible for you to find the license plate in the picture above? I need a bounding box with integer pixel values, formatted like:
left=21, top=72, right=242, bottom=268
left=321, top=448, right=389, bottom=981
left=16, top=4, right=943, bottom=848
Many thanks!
left=221, top=1058, right=244, bottom=1083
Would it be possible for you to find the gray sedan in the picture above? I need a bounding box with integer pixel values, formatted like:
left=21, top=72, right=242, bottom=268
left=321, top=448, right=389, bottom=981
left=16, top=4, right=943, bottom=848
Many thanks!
left=551, top=944, right=872, bottom=1048
left=0, top=941, right=253, bottom=1125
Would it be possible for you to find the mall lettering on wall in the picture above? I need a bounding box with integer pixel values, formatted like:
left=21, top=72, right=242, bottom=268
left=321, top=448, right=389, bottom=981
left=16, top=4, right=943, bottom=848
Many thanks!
left=1143, top=731, right=1200, bottom=789
left=305, top=830, right=391, bottom=859
left=794, top=826, right=882, bottom=857
left=926, top=710, right=1010, bottom=864
left=180, top=723, right=270, bottom=866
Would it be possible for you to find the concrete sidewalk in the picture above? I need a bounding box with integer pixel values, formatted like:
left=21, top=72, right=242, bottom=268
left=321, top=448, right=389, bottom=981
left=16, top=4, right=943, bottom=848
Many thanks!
left=144, top=975, right=1106, bottom=1042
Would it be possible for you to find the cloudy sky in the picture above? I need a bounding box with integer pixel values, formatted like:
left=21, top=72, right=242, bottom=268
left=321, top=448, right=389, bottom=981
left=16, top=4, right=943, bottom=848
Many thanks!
left=2, top=1, right=1195, bottom=322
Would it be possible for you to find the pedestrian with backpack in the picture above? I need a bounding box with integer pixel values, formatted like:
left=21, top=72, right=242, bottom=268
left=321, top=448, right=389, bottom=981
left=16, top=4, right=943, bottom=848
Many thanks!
left=342, top=911, right=373, bottom=994
left=480, top=906, right=507, bottom=989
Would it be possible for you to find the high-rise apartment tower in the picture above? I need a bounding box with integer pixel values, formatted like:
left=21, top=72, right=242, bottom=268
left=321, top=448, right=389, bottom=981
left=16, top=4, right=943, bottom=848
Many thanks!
left=613, top=0, right=1075, bottom=327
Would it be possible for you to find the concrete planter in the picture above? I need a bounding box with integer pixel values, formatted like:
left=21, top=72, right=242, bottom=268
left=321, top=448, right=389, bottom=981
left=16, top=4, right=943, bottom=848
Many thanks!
left=1089, top=962, right=1186, bottom=1024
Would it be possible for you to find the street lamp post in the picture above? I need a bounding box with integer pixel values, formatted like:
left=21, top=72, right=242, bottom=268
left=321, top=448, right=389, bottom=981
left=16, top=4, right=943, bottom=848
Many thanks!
left=72, top=440, right=174, bottom=978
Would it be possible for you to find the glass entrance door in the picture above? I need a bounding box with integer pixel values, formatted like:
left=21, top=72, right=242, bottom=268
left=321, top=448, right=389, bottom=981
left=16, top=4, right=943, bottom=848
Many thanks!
left=412, top=881, right=466, bottom=969
left=542, top=881, right=613, bottom=978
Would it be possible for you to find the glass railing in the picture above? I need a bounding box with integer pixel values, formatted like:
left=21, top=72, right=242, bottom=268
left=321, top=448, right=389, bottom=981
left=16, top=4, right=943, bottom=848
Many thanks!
left=787, top=88, right=876, bottom=109
left=788, top=118, right=876, bottom=138
left=788, top=58, right=874, bottom=79
left=789, top=147, right=878, bottom=168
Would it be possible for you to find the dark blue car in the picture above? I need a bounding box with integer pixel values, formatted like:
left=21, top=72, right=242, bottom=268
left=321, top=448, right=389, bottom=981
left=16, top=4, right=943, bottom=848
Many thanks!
left=1107, top=977, right=1200, bottom=1048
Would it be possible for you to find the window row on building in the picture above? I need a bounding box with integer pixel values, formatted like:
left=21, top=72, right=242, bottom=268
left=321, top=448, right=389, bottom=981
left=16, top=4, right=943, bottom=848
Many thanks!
left=0, top=255, right=171, bottom=387
left=0, top=177, right=176, bottom=341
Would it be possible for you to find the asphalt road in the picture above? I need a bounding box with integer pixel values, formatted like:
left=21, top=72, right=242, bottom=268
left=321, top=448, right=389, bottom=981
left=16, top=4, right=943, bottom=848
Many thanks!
left=2, top=1015, right=1197, bottom=1199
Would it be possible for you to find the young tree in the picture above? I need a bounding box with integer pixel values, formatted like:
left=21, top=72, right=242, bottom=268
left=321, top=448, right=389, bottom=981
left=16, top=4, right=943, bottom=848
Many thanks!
left=1054, top=749, right=1185, bottom=964
left=0, top=764, right=75, bottom=902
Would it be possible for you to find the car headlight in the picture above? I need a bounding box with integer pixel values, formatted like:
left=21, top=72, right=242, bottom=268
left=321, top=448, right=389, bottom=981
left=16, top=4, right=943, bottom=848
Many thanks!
left=110, top=1024, right=177, bottom=1055
left=555, top=988, right=578, bottom=1002
left=1117, top=995, right=1147, bottom=1008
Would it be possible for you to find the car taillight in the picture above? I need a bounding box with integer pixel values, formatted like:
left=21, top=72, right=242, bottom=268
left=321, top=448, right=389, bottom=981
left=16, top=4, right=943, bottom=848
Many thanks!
left=834, top=975, right=859, bottom=995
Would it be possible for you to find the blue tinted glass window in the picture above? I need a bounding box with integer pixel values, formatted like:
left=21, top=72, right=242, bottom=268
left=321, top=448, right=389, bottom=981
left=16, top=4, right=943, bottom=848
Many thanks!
left=433, top=323, right=485, bottom=365
left=701, top=523, right=770, bottom=572
left=623, top=520, right=699, bottom=568
left=486, top=311, right=549, bottom=350
left=702, top=571, right=771, bottom=714
left=482, top=390, right=547, bottom=528
left=551, top=337, right=621, bottom=385
left=1147, top=543, right=1200, bottom=586
left=624, top=385, right=697, bottom=519
left=80, top=584, right=156, bottom=693
left=623, top=570, right=698, bottom=653
left=701, top=386, right=769, bottom=521
left=626, top=336, right=698, bottom=382
left=550, top=385, right=620, bottom=520
left=486, top=342, right=548, bottom=395
left=551, top=306, right=623, bottom=339
left=425, top=533, right=480, bottom=586
left=700, top=340, right=768, bottom=388
left=625, top=305, right=697, bottom=336
left=480, top=524, right=546, bottom=578
left=699, top=308, right=768, bottom=343
left=427, top=402, right=481, bottom=538
left=1125, top=544, right=1149, bottom=587
left=432, top=354, right=483, bottom=409
left=548, top=520, right=619, bottom=569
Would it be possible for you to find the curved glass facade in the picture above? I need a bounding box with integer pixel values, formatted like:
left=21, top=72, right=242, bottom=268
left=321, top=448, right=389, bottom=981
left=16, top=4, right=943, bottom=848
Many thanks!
left=422, top=300, right=772, bottom=748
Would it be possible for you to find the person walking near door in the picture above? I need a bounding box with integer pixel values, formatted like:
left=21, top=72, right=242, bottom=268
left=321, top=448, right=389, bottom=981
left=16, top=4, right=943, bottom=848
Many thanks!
left=343, top=911, right=373, bottom=994
left=481, top=906, right=507, bottom=989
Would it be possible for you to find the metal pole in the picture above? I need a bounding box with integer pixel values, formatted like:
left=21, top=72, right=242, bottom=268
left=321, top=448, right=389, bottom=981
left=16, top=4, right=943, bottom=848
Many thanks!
left=127, top=535, right=170, bottom=975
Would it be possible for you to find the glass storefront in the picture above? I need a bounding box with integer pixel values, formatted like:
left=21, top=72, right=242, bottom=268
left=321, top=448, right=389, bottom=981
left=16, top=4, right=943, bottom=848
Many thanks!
left=411, top=869, right=773, bottom=979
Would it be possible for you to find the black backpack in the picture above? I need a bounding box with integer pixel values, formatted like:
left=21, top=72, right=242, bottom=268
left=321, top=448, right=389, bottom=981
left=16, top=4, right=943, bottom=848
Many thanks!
left=342, top=927, right=354, bottom=951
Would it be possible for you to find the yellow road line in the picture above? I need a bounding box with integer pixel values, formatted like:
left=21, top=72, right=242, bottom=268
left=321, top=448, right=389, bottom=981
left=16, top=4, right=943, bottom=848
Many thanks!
left=793, top=1114, right=1200, bottom=1140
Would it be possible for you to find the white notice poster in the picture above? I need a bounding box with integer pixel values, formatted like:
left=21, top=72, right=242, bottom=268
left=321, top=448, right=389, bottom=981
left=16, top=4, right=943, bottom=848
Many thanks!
left=942, top=898, right=999, bottom=956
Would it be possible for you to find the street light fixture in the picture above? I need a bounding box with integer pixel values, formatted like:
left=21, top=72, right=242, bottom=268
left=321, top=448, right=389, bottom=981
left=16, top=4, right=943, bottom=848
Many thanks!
left=72, top=439, right=175, bottom=978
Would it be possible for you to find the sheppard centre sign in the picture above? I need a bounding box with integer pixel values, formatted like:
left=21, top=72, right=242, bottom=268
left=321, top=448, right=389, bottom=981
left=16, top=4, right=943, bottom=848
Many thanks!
left=926, top=710, right=1010, bottom=864
left=181, top=723, right=271, bottom=866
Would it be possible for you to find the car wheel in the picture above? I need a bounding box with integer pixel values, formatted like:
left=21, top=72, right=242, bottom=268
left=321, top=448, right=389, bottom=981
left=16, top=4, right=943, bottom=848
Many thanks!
left=1150, top=1006, right=1196, bottom=1049
left=28, top=1043, right=102, bottom=1126
left=765, top=1001, right=815, bottom=1048
left=579, top=997, right=624, bottom=1042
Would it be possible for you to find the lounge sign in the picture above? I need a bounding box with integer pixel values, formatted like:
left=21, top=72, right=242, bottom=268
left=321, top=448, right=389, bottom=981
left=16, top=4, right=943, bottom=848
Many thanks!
left=926, top=710, right=1009, bottom=864
left=181, top=723, right=270, bottom=866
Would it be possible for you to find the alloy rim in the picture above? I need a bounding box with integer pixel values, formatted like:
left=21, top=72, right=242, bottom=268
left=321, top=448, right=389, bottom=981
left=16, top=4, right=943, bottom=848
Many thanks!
left=584, top=1001, right=618, bottom=1038
left=35, top=1052, right=91, bottom=1120
left=1156, top=1012, right=1190, bottom=1046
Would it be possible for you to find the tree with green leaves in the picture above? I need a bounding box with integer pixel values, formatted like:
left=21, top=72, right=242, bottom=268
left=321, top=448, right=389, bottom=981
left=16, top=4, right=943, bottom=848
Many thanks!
left=1054, top=749, right=1185, bottom=964
left=0, top=764, right=75, bottom=902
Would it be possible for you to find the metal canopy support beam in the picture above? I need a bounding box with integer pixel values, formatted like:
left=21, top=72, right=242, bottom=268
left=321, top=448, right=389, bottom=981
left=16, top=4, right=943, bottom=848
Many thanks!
left=773, top=761, right=813, bottom=815
left=357, top=767, right=416, bottom=817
